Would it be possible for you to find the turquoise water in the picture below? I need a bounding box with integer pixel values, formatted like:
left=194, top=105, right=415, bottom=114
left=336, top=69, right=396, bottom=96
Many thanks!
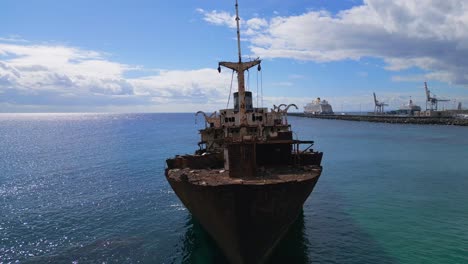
left=1, top=113, right=467, bottom=263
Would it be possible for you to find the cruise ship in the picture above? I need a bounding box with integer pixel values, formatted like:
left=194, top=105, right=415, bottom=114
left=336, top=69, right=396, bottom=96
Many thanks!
left=304, top=97, right=334, bottom=115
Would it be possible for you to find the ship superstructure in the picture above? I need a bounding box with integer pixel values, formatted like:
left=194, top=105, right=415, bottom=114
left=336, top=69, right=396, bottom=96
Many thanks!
left=196, top=100, right=299, bottom=154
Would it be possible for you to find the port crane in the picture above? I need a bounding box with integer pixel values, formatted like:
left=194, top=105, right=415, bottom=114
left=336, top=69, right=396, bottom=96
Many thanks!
left=424, top=82, right=449, bottom=111
left=373, top=92, right=388, bottom=114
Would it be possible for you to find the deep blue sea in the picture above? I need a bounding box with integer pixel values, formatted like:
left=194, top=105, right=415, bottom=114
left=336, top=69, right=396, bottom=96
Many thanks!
left=1, top=113, right=467, bottom=264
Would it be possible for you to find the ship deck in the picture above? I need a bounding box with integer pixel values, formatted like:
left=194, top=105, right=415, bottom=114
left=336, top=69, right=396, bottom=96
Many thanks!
left=166, top=165, right=321, bottom=186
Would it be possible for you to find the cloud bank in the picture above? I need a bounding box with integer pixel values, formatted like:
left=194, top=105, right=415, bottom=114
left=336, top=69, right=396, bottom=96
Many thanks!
left=0, top=42, right=232, bottom=112
left=201, top=0, right=468, bottom=86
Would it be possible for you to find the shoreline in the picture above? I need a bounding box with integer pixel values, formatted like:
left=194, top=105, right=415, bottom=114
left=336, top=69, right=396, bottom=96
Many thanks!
left=289, top=113, right=468, bottom=126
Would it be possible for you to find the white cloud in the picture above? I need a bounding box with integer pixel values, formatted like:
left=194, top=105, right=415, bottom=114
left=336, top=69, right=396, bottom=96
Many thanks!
left=288, top=74, right=305, bottom=80
left=270, top=81, right=293, bottom=87
left=391, top=74, right=426, bottom=83
left=196, top=8, right=268, bottom=35
left=2, top=38, right=463, bottom=113
left=200, top=0, right=468, bottom=87
left=0, top=43, right=131, bottom=93
left=130, top=68, right=232, bottom=101
left=196, top=9, right=236, bottom=29
left=0, top=35, right=28, bottom=43
left=246, top=18, right=268, bottom=30
left=0, top=42, right=234, bottom=112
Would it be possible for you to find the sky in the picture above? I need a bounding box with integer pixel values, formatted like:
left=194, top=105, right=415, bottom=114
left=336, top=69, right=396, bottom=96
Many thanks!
left=2, top=0, right=468, bottom=113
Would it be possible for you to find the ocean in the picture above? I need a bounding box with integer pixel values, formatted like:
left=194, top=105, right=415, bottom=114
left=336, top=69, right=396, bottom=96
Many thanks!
left=1, top=113, right=467, bottom=263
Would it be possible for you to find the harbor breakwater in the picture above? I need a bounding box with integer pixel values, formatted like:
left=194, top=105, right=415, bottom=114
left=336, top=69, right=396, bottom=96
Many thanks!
left=289, top=113, right=468, bottom=126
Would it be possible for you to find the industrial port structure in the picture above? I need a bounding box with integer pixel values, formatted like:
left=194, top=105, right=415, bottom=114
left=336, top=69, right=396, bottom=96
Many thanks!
left=373, top=92, right=388, bottom=114
left=296, top=82, right=468, bottom=126
left=424, top=82, right=450, bottom=111
left=371, top=82, right=464, bottom=117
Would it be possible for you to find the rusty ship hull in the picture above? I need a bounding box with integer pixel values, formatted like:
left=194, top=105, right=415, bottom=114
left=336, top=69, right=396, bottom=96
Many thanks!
left=165, top=150, right=323, bottom=264
left=166, top=166, right=321, bottom=263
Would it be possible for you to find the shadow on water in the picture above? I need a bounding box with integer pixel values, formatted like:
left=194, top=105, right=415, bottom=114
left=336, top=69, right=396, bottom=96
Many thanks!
left=176, top=193, right=399, bottom=264
left=175, top=212, right=311, bottom=264
left=176, top=216, right=228, bottom=264
left=267, top=210, right=311, bottom=264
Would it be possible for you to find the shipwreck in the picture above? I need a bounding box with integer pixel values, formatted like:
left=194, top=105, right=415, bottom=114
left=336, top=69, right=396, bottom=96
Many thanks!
left=165, top=1, right=323, bottom=263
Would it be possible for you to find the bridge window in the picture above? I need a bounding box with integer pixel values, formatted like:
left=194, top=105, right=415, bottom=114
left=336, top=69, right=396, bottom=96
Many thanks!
left=252, top=114, right=263, bottom=122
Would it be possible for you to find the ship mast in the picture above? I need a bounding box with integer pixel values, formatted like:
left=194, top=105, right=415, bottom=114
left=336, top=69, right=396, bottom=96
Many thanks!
left=218, top=0, right=261, bottom=128
left=235, top=0, right=242, bottom=63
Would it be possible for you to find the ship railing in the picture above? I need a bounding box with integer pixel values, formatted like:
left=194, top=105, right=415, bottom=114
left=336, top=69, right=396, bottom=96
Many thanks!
left=291, top=140, right=315, bottom=166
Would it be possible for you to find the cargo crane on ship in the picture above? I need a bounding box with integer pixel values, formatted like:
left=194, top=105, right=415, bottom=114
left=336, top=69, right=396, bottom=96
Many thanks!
left=373, top=92, right=388, bottom=114
left=424, top=82, right=450, bottom=111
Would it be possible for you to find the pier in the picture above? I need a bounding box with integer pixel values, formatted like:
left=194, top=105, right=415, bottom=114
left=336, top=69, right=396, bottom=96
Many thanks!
left=289, top=113, right=468, bottom=126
